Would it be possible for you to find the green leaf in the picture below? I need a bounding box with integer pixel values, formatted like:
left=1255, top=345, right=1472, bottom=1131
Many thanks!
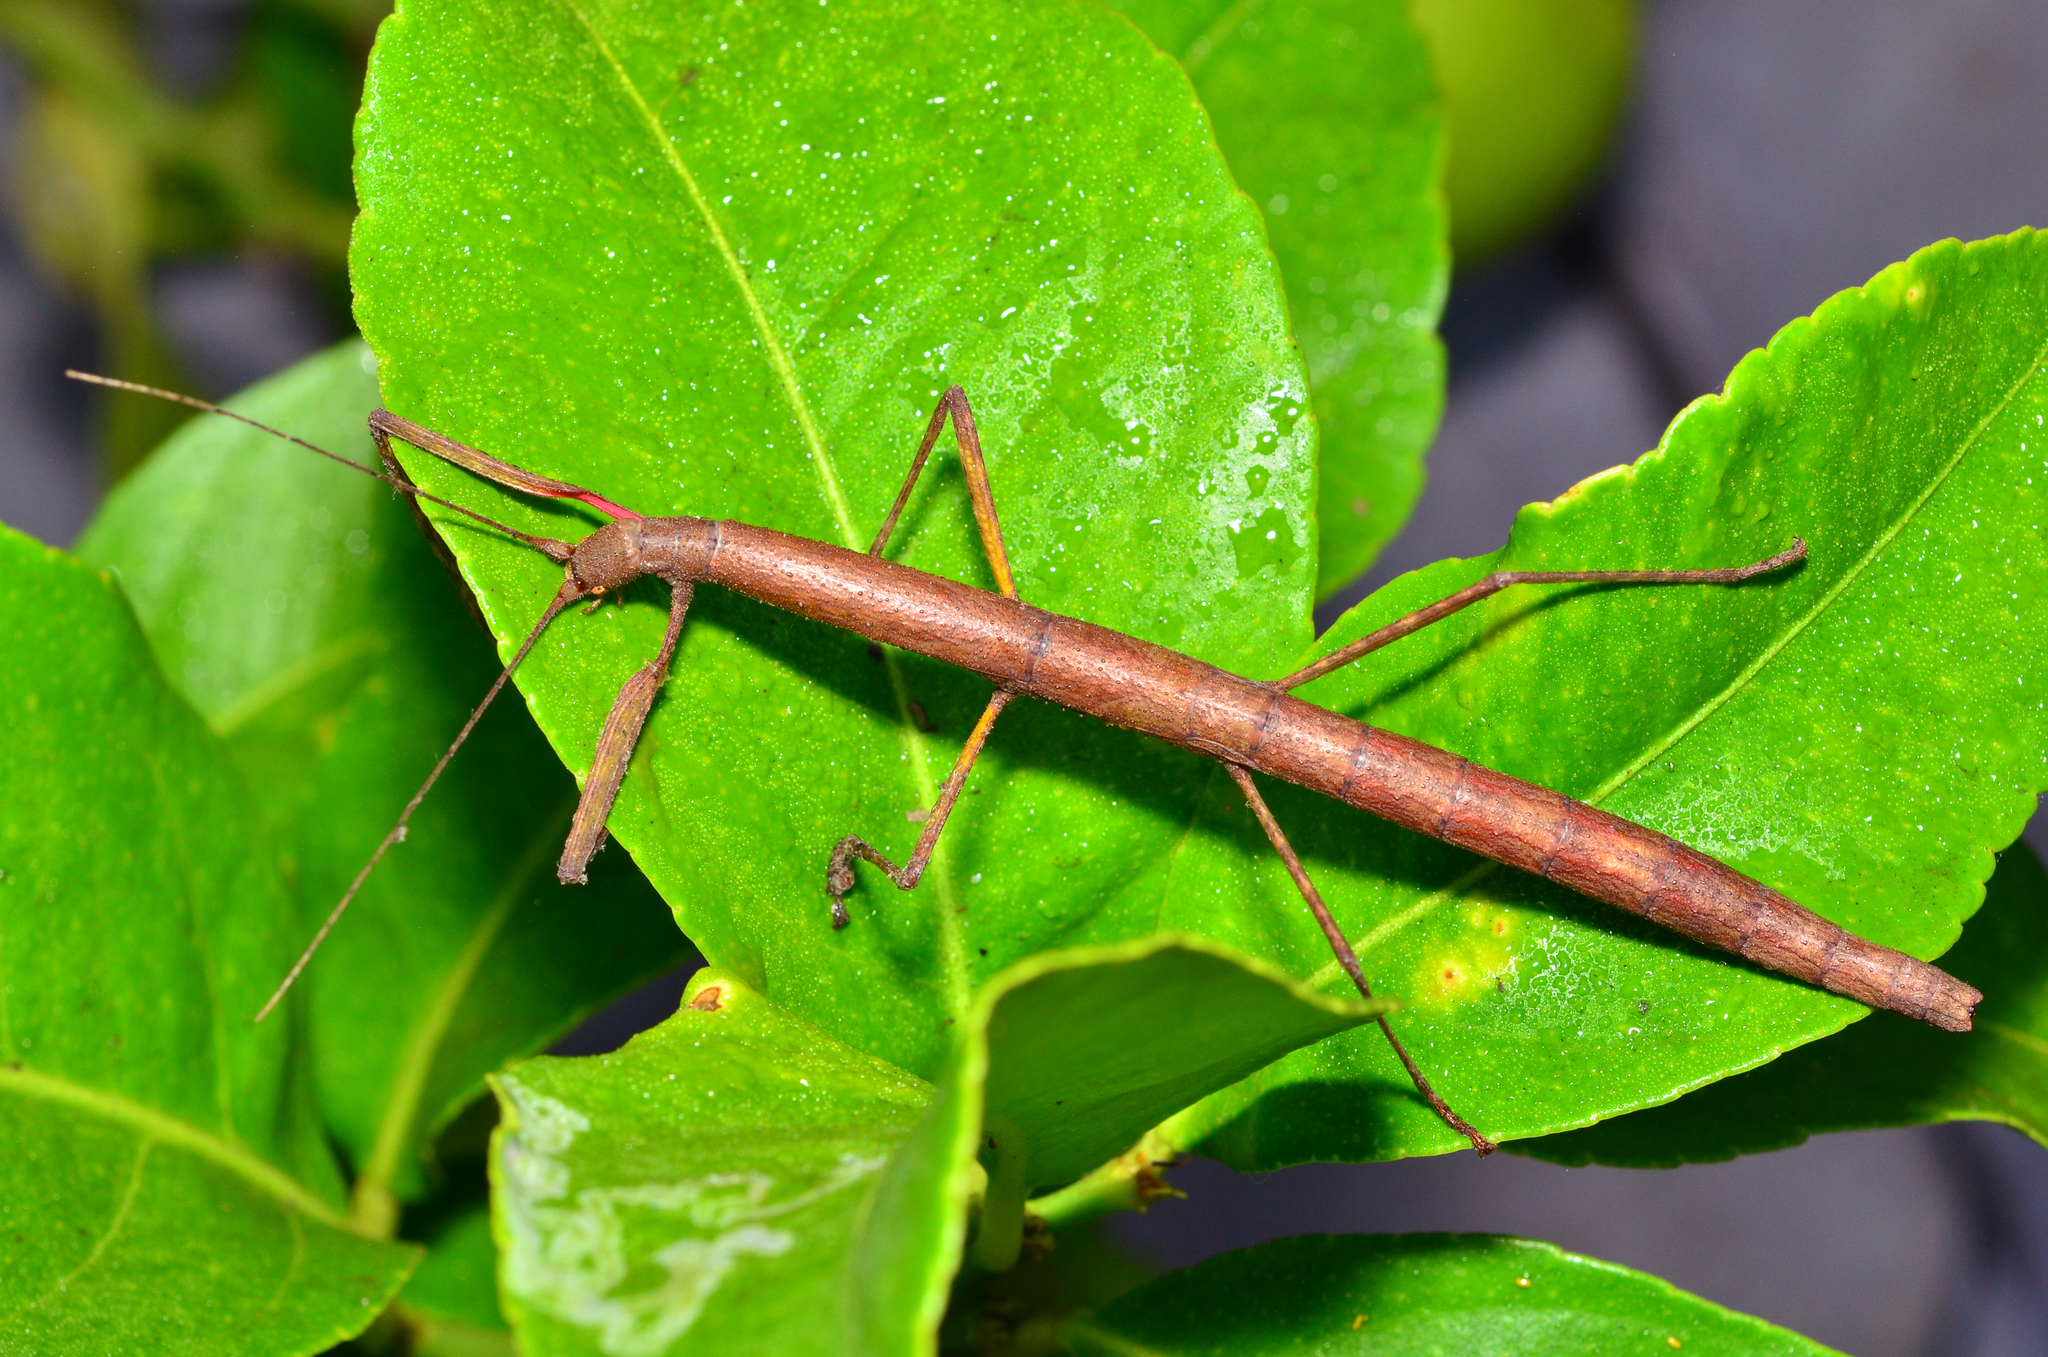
left=74, top=342, right=689, bottom=1216
left=1114, top=0, right=1449, bottom=593
left=489, top=969, right=959, bottom=1357
left=352, top=0, right=1315, bottom=1080
left=1156, top=230, right=2048, bottom=1165
left=488, top=938, right=1380, bottom=1354
left=1062, top=1234, right=1836, bottom=1356
left=0, top=524, right=416, bottom=1353
left=397, top=1191, right=517, bottom=1355
left=1520, top=840, right=2048, bottom=1167
left=973, top=934, right=1388, bottom=1195
left=354, top=0, right=2046, bottom=1179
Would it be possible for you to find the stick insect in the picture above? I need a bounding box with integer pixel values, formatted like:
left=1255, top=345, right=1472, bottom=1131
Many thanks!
left=76, top=372, right=1981, bottom=1155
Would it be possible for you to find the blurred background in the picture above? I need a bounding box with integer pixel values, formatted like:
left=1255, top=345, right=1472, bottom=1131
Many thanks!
left=2, top=1, right=2043, bottom=1352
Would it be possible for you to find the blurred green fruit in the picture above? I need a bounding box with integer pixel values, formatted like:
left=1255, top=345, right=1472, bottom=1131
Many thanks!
left=1409, top=0, right=1635, bottom=261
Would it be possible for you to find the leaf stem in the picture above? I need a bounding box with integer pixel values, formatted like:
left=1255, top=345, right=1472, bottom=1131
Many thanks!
left=1026, top=1127, right=1185, bottom=1234
left=973, top=1116, right=1032, bottom=1272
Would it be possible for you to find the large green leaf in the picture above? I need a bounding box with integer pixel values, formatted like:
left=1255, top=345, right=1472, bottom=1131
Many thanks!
left=358, top=0, right=2047, bottom=1169
left=1113, top=0, right=1448, bottom=594
left=488, top=938, right=1380, bottom=1354
left=352, top=0, right=1316, bottom=1081
left=74, top=343, right=689, bottom=1221
left=1521, top=841, right=2048, bottom=1167
left=0, top=525, right=416, bottom=1353
left=1155, top=229, right=2048, bottom=1165
left=1062, top=1235, right=1835, bottom=1356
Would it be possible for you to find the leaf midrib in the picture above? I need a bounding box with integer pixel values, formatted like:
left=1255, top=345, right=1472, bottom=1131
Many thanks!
left=350, top=806, right=566, bottom=1225
left=1588, top=325, right=2048, bottom=802
left=0, top=1064, right=348, bottom=1228
left=1056, top=1316, right=1168, bottom=1357
left=212, top=628, right=384, bottom=738
left=558, top=0, right=965, bottom=1012
left=1293, top=322, right=2048, bottom=991
left=1178, top=0, right=1264, bottom=76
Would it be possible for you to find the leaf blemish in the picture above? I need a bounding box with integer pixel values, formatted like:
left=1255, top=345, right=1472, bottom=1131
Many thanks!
left=688, top=985, right=726, bottom=1012
left=1415, top=907, right=1518, bottom=1008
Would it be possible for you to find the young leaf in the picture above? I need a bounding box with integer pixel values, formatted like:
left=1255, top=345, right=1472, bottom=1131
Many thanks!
left=0, top=525, right=415, bottom=1352
left=489, top=970, right=957, bottom=1357
left=352, top=0, right=1317, bottom=1079
left=74, top=343, right=689, bottom=1218
left=1062, top=1234, right=1836, bottom=1356
left=1159, top=229, right=2048, bottom=1165
left=1113, top=0, right=1449, bottom=594
left=1519, top=842, right=2048, bottom=1167
left=488, top=938, right=1381, bottom=1354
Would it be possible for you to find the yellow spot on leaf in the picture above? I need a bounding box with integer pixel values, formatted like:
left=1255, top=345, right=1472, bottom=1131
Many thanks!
left=1414, top=907, right=1520, bottom=1008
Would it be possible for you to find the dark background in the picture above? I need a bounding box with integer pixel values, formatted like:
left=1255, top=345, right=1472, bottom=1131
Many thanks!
left=3, top=2, right=2044, bottom=1352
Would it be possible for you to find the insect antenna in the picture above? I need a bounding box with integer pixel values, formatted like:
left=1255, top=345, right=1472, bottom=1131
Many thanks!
left=73, top=370, right=593, bottom=1020
left=65, top=371, right=574, bottom=562
left=252, top=579, right=581, bottom=1021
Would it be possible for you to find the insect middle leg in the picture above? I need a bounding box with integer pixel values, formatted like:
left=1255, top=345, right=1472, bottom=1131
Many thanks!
left=828, top=689, right=1013, bottom=927
left=1225, top=762, right=1495, bottom=1154
left=829, top=386, right=1019, bottom=925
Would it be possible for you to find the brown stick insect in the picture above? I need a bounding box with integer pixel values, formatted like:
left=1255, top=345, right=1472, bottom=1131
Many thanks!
left=75, top=372, right=1981, bottom=1154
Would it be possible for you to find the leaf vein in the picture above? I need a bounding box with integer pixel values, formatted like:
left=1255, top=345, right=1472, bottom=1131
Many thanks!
left=559, top=0, right=965, bottom=1010
left=556, top=0, right=855, bottom=548
left=1588, top=327, right=2048, bottom=804
left=20, top=1138, right=152, bottom=1312
left=351, top=807, right=566, bottom=1223
left=0, top=1065, right=347, bottom=1227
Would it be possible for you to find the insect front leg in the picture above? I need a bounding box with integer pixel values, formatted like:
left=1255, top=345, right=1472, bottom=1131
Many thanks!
left=558, top=578, right=694, bottom=884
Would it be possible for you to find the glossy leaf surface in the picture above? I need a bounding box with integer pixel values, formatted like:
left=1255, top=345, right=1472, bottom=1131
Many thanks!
left=489, top=939, right=1375, bottom=1353
left=0, top=525, right=415, bottom=1353
left=1115, top=0, right=1449, bottom=593
left=489, top=970, right=959, bottom=1357
left=1063, top=1234, right=1834, bottom=1356
left=1522, top=842, right=2048, bottom=1167
left=1158, top=230, right=2048, bottom=1165
left=75, top=343, right=688, bottom=1211
left=353, top=0, right=1315, bottom=1080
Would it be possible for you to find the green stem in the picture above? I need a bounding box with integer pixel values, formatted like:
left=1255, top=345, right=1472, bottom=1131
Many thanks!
left=972, top=1117, right=1031, bottom=1272
left=1027, top=1128, right=1185, bottom=1234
